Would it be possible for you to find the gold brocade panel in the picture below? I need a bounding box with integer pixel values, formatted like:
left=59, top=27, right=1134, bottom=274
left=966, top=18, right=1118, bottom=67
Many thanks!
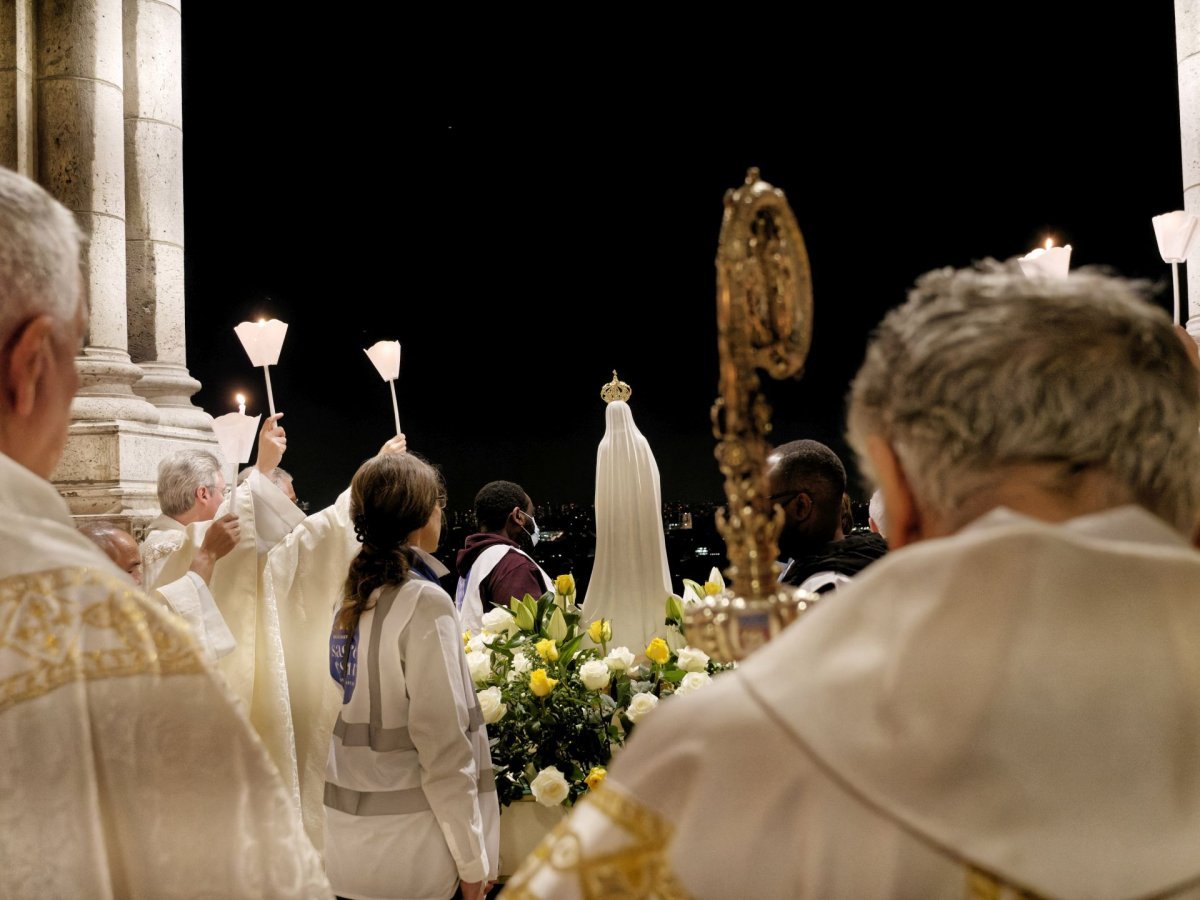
left=503, top=784, right=692, bottom=900
left=0, top=567, right=203, bottom=714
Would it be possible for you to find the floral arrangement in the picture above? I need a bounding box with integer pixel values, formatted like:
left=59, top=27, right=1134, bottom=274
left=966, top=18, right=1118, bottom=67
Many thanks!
left=466, top=572, right=733, bottom=808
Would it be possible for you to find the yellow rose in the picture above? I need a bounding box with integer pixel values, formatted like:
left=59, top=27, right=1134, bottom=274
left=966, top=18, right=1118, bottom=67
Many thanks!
left=703, top=581, right=722, bottom=596
left=587, top=618, right=612, bottom=643
left=645, top=637, right=670, bottom=665
left=585, top=766, right=607, bottom=791
left=529, top=668, right=558, bottom=697
left=535, top=638, right=559, bottom=662
left=555, top=574, right=575, bottom=596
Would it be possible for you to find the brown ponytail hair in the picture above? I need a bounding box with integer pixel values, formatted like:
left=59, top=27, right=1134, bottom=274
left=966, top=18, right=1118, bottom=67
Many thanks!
left=336, top=453, right=442, bottom=644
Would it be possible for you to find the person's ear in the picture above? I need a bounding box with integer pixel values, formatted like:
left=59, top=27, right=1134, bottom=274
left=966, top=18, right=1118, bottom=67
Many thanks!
left=793, top=492, right=813, bottom=523
left=865, top=435, right=926, bottom=549
left=5, top=315, right=55, bottom=417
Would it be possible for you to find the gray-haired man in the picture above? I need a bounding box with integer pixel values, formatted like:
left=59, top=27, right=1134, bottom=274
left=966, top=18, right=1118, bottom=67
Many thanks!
left=0, top=167, right=328, bottom=895
left=509, top=263, right=1200, bottom=898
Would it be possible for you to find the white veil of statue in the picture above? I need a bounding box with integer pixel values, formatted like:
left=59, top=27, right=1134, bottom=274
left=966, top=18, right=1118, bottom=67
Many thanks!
left=584, top=378, right=673, bottom=651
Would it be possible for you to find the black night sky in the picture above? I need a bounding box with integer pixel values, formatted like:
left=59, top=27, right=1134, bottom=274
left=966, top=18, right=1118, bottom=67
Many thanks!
left=179, top=8, right=1186, bottom=513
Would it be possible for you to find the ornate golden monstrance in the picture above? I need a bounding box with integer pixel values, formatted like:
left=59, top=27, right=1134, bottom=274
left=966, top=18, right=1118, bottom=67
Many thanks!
left=683, top=168, right=818, bottom=662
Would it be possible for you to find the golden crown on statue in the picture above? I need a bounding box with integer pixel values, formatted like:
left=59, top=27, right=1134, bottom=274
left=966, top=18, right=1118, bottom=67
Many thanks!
left=600, top=370, right=632, bottom=404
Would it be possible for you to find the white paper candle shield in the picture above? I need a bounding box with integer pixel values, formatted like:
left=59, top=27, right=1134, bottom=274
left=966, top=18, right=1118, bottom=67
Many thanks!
left=235, top=319, right=287, bottom=416
left=1152, top=211, right=1199, bottom=263
left=234, top=319, right=288, bottom=367
left=212, top=411, right=260, bottom=511
left=1151, top=212, right=1199, bottom=325
left=364, top=341, right=402, bottom=434
left=1018, top=243, right=1072, bottom=280
left=212, top=412, right=260, bottom=464
left=364, top=341, right=401, bottom=381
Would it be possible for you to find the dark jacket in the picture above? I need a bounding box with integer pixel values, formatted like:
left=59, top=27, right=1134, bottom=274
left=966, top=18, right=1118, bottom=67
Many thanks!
left=455, top=533, right=547, bottom=610
left=780, top=531, right=889, bottom=590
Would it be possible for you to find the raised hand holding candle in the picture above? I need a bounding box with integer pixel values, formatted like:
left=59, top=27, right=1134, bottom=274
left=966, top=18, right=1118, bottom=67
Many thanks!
left=1152, top=211, right=1199, bottom=325
left=234, top=318, right=288, bottom=416
left=1018, top=237, right=1072, bottom=281
left=364, top=340, right=402, bottom=436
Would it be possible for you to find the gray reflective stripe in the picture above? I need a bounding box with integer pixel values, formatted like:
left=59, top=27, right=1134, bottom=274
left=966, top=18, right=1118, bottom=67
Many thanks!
left=367, top=586, right=400, bottom=737
left=324, top=782, right=430, bottom=816
left=325, top=771, right=498, bottom=816
left=478, top=768, right=496, bottom=793
left=468, top=702, right=484, bottom=731
left=332, top=713, right=415, bottom=752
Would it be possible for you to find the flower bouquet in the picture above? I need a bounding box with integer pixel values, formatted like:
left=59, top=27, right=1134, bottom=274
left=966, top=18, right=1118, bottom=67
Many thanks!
left=467, top=573, right=732, bottom=809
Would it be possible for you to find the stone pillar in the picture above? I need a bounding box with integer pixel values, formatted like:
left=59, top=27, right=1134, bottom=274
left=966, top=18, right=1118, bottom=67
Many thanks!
left=37, top=0, right=157, bottom=426
left=36, top=0, right=190, bottom=521
left=1178, top=2, right=1200, bottom=322
left=0, top=1, right=36, bottom=175
left=124, top=0, right=209, bottom=431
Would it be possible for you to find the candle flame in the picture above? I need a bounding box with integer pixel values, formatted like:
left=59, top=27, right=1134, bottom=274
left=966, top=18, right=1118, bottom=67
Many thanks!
left=258, top=318, right=267, bottom=326
left=236, top=393, right=245, bottom=405
left=1044, top=237, right=1054, bottom=250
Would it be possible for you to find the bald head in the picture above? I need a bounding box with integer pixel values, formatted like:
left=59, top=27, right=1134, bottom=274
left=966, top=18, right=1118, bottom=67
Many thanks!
left=78, top=521, right=143, bottom=585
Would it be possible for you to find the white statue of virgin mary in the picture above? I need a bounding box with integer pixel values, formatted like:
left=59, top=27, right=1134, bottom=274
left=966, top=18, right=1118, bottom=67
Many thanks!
left=583, top=373, right=674, bottom=650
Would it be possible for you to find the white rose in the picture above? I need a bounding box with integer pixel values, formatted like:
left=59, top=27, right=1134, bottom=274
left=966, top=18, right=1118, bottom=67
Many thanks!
left=605, top=646, right=636, bottom=672
left=481, top=607, right=518, bottom=636
left=675, top=671, right=712, bottom=696
left=466, top=650, right=492, bottom=686
left=530, top=765, right=570, bottom=807
left=466, top=634, right=486, bottom=653
left=579, top=659, right=611, bottom=691
left=626, top=691, right=659, bottom=723
left=507, top=651, right=532, bottom=682
left=476, top=686, right=507, bottom=724
left=676, top=646, right=710, bottom=673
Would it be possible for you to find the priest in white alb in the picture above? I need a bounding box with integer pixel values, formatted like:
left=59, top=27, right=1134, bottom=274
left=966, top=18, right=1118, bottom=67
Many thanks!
left=506, top=265, right=1200, bottom=899
left=0, top=165, right=329, bottom=896
left=142, top=421, right=309, bottom=817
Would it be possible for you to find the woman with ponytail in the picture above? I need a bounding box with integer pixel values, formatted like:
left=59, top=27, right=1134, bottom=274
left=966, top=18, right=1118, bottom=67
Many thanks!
left=323, top=453, right=499, bottom=900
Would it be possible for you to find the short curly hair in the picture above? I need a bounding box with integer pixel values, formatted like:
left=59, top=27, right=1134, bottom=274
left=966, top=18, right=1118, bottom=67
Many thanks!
left=474, top=480, right=530, bottom=532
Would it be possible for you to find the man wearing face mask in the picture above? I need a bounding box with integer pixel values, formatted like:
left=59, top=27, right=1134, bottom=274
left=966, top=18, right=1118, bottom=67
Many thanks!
left=456, top=480, right=555, bottom=633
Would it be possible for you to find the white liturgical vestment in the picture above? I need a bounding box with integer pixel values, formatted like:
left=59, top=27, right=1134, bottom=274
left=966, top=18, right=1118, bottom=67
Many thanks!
left=506, top=507, right=1200, bottom=900
left=260, top=487, right=361, bottom=850
left=0, top=451, right=330, bottom=898
left=142, top=469, right=308, bottom=817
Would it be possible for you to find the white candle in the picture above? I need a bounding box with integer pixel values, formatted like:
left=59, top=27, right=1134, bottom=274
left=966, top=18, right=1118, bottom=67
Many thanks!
left=236, top=393, right=246, bottom=416
left=1018, top=237, right=1072, bottom=280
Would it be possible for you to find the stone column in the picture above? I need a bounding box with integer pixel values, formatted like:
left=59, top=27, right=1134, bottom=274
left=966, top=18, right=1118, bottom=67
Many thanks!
left=37, top=0, right=157, bottom=426
left=1179, top=1, right=1200, bottom=322
left=124, top=0, right=209, bottom=431
left=38, top=0, right=170, bottom=519
left=0, top=1, right=36, bottom=175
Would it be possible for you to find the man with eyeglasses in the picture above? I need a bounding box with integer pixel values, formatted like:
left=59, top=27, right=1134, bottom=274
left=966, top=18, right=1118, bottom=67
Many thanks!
left=766, top=439, right=887, bottom=592
left=142, top=414, right=288, bottom=660
left=455, top=479, right=555, bottom=634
